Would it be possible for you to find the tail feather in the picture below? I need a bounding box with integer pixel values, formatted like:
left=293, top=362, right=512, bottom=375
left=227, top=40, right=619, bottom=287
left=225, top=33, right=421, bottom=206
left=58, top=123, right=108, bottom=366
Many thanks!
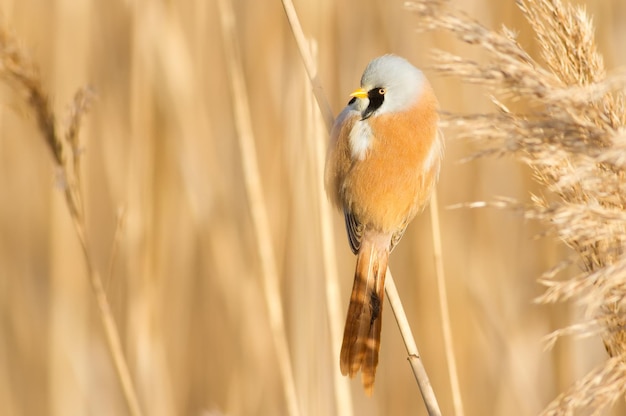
left=340, top=239, right=389, bottom=395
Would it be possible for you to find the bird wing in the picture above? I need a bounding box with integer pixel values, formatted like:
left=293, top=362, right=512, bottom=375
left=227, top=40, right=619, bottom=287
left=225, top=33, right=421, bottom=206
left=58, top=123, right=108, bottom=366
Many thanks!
left=343, top=209, right=364, bottom=255
left=346, top=211, right=409, bottom=254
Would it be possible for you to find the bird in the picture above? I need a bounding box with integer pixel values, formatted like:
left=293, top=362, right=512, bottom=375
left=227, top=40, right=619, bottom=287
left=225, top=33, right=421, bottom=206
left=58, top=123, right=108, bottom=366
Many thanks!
left=325, top=54, right=443, bottom=395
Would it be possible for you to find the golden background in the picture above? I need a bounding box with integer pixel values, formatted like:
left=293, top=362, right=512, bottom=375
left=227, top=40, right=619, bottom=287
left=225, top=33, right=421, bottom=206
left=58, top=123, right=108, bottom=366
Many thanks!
left=1, top=0, right=625, bottom=415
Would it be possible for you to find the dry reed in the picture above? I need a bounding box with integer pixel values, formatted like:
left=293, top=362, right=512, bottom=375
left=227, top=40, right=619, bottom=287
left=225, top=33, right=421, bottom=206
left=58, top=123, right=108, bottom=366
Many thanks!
left=217, top=0, right=300, bottom=414
left=274, top=9, right=353, bottom=414
left=309, top=75, right=355, bottom=416
left=408, top=0, right=626, bottom=413
left=0, top=20, right=143, bottom=416
left=428, top=188, right=463, bottom=416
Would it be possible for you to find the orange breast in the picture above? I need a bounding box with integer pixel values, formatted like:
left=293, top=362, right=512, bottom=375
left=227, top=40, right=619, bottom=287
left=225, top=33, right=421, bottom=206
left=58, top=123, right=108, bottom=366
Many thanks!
left=327, top=84, right=441, bottom=233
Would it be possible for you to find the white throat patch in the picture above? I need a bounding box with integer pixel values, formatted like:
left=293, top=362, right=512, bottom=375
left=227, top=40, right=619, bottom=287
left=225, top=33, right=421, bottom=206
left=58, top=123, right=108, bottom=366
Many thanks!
left=349, top=120, right=373, bottom=160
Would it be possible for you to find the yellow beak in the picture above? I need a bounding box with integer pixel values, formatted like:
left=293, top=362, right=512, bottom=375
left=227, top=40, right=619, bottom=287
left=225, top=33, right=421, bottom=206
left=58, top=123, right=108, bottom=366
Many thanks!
left=349, top=88, right=368, bottom=99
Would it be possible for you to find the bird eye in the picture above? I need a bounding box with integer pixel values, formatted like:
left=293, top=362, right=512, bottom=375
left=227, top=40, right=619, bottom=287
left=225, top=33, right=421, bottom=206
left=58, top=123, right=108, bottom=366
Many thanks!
left=378, top=88, right=386, bottom=95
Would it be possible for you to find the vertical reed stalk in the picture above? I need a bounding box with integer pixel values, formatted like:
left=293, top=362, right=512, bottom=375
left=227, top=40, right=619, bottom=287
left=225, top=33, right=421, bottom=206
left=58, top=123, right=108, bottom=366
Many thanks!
left=306, top=44, right=355, bottom=416
left=217, top=0, right=301, bottom=414
left=385, top=268, right=442, bottom=416
left=430, top=188, right=464, bottom=416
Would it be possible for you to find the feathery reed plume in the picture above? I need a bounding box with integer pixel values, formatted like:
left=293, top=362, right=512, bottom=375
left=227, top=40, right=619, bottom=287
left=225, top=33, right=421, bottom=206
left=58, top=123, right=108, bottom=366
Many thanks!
left=0, top=28, right=62, bottom=165
left=407, top=0, right=626, bottom=414
left=0, top=23, right=143, bottom=416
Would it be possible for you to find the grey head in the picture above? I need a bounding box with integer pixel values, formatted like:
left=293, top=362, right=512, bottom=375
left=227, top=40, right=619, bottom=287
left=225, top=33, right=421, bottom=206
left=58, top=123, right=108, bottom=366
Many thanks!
left=349, top=54, right=426, bottom=120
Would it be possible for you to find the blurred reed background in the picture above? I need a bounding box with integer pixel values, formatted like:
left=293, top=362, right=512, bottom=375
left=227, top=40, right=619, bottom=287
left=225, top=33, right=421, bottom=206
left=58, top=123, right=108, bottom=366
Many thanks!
left=0, top=0, right=625, bottom=415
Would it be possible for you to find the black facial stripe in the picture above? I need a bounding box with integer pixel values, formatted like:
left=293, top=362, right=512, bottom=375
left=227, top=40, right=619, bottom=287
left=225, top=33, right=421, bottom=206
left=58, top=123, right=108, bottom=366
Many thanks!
left=361, top=87, right=385, bottom=120
left=348, top=96, right=357, bottom=105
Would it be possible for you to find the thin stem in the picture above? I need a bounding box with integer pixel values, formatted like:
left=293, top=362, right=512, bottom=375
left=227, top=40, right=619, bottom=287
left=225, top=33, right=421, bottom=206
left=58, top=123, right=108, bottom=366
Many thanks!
left=281, top=4, right=354, bottom=413
left=307, top=46, right=354, bottom=416
left=385, top=268, right=442, bottom=416
left=71, top=218, right=143, bottom=416
left=217, top=0, right=301, bottom=414
left=279, top=0, right=334, bottom=132
left=430, top=188, right=465, bottom=416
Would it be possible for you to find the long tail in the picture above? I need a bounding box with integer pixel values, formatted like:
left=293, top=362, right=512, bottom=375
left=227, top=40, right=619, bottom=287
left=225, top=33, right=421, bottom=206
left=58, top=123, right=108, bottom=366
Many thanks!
left=339, top=238, right=389, bottom=395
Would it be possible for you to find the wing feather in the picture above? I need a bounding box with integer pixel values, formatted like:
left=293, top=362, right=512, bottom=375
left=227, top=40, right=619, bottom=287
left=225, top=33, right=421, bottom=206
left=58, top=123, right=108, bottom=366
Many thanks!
left=343, top=210, right=364, bottom=255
